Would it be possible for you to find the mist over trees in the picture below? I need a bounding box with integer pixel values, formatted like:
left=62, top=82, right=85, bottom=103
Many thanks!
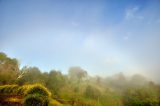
left=0, top=52, right=160, bottom=106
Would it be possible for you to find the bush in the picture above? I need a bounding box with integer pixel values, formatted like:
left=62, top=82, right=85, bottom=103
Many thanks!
left=0, top=85, right=19, bottom=94
left=24, top=94, right=49, bottom=106
left=0, top=84, right=51, bottom=97
left=123, top=88, right=159, bottom=106
left=25, top=84, right=51, bottom=97
left=84, top=85, right=101, bottom=99
left=0, top=84, right=51, bottom=106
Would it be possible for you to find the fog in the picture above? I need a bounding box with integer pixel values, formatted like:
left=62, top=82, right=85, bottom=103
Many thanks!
left=0, top=0, right=160, bottom=105
left=1, top=1, right=160, bottom=84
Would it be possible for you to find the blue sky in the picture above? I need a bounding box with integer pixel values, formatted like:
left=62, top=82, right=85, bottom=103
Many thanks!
left=0, top=0, right=160, bottom=81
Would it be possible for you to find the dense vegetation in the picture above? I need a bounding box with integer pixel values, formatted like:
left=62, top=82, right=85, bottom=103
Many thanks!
left=0, top=84, right=51, bottom=106
left=0, top=52, right=160, bottom=106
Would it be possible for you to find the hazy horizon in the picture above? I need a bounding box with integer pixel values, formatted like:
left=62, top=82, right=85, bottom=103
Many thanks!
left=0, top=0, right=160, bottom=82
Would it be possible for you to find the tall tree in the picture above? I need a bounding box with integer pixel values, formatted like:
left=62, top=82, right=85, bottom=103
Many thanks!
left=16, top=66, right=44, bottom=85
left=68, top=66, right=87, bottom=83
left=46, top=70, right=66, bottom=97
left=0, top=52, right=19, bottom=85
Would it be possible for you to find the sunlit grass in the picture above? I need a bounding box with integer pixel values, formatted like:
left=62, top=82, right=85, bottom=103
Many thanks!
left=49, top=98, right=63, bottom=106
left=0, top=84, right=51, bottom=106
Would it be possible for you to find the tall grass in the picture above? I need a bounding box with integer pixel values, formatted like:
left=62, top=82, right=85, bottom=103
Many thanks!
left=0, top=84, right=51, bottom=106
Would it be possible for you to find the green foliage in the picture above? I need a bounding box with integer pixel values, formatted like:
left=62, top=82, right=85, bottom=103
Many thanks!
left=1, top=52, right=160, bottom=106
left=46, top=70, right=66, bottom=97
left=49, top=99, right=63, bottom=106
left=0, top=84, right=51, bottom=97
left=68, top=67, right=87, bottom=82
left=16, top=66, right=45, bottom=85
left=84, top=85, right=101, bottom=99
left=24, top=94, right=49, bottom=106
left=123, top=87, right=160, bottom=106
left=0, top=85, right=20, bottom=94
left=25, top=84, right=51, bottom=97
left=73, top=97, right=102, bottom=106
left=0, top=84, right=51, bottom=106
left=0, top=52, right=19, bottom=85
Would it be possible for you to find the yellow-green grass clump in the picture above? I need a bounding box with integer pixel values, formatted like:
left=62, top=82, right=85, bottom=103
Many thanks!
left=0, top=84, right=51, bottom=106
left=0, top=84, right=51, bottom=97
left=24, top=84, right=51, bottom=97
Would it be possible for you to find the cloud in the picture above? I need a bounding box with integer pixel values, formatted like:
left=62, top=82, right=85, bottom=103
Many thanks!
left=125, top=6, right=139, bottom=19
left=125, top=6, right=144, bottom=20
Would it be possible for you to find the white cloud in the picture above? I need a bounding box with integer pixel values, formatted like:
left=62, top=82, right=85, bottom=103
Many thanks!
left=125, top=6, right=139, bottom=19
left=125, top=6, right=143, bottom=21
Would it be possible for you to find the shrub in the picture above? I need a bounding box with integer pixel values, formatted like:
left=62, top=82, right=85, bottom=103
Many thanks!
left=84, top=85, right=101, bottom=99
left=24, top=94, right=49, bottom=106
left=0, top=84, right=51, bottom=97
left=0, top=85, right=19, bottom=94
left=25, top=84, right=51, bottom=97
left=0, top=84, right=51, bottom=106
left=123, top=88, right=159, bottom=106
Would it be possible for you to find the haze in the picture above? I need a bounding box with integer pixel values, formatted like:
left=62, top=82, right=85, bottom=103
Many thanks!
left=0, top=0, right=160, bottom=82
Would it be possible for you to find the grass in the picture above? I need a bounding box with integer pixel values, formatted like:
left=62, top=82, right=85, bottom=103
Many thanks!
left=6, top=98, right=22, bottom=103
left=0, top=84, right=51, bottom=97
left=49, top=98, right=63, bottom=106
left=0, top=84, right=51, bottom=106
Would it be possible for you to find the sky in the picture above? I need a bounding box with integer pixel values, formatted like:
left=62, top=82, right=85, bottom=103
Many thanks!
left=0, top=0, right=160, bottom=82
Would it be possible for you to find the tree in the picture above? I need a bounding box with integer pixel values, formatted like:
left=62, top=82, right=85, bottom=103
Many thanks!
left=46, top=70, right=66, bottom=97
left=123, top=87, right=159, bottom=106
left=96, top=76, right=102, bottom=86
left=68, top=66, right=87, bottom=83
left=0, top=52, right=19, bottom=85
left=16, top=66, right=44, bottom=85
left=130, top=74, right=148, bottom=87
left=84, top=85, right=101, bottom=100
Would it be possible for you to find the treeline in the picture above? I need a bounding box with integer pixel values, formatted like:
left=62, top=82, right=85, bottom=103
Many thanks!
left=0, top=52, right=160, bottom=106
